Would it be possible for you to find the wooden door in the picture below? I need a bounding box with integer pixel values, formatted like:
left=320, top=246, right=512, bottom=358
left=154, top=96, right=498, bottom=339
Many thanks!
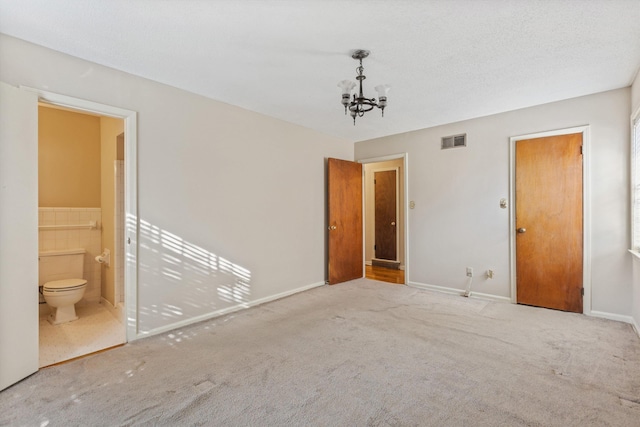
left=328, top=158, right=363, bottom=284
left=374, top=170, right=397, bottom=260
left=0, top=82, right=39, bottom=390
left=515, top=133, right=583, bottom=313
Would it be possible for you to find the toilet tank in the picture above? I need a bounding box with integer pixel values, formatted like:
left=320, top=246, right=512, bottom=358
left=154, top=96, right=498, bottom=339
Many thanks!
left=38, top=248, right=86, bottom=286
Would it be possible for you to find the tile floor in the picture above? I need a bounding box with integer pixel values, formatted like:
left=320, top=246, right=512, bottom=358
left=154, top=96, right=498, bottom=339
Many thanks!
left=39, top=303, right=126, bottom=367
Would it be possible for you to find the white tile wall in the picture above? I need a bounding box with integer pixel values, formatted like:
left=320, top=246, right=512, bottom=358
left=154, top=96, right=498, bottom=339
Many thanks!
left=38, top=207, right=102, bottom=303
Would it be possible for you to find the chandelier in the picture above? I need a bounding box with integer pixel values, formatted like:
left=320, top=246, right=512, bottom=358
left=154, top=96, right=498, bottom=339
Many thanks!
left=338, top=49, right=390, bottom=125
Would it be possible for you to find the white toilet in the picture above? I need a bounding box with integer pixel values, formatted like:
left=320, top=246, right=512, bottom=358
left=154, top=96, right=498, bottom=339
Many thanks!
left=39, top=248, right=88, bottom=325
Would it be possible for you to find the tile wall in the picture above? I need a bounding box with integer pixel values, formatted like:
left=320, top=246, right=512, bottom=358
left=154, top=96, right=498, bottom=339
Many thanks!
left=38, top=207, right=102, bottom=303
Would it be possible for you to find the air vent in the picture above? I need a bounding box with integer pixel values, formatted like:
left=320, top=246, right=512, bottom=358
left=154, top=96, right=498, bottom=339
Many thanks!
left=441, top=133, right=467, bottom=150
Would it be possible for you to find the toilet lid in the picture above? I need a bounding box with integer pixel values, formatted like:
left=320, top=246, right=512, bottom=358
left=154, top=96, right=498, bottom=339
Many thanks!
left=43, top=278, right=87, bottom=291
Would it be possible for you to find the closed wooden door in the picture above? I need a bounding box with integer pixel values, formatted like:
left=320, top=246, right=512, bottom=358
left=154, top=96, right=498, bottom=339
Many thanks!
left=328, top=158, right=363, bottom=284
left=515, top=133, right=583, bottom=313
left=374, top=170, right=397, bottom=260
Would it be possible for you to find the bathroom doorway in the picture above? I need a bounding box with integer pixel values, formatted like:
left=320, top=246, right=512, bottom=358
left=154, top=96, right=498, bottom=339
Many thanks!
left=0, top=85, right=138, bottom=389
left=37, top=103, right=127, bottom=366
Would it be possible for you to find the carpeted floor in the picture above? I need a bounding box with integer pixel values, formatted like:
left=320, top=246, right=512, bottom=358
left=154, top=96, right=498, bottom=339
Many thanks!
left=2, top=278, right=639, bottom=426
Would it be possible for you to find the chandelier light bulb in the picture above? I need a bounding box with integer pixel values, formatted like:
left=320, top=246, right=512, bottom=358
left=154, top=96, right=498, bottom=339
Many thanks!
left=338, top=80, right=356, bottom=113
left=374, top=84, right=390, bottom=100
left=338, top=80, right=356, bottom=96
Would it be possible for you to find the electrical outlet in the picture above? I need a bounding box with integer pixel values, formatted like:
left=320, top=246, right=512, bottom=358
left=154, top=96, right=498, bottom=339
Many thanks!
left=487, top=269, right=494, bottom=279
left=466, top=267, right=473, bottom=277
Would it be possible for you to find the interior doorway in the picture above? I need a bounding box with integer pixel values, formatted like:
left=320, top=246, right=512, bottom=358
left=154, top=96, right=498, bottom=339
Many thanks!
left=361, top=155, right=408, bottom=285
left=37, top=103, right=127, bottom=366
left=34, top=89, right=138, bottom=364
left=374, top=169, right=398, bottom=263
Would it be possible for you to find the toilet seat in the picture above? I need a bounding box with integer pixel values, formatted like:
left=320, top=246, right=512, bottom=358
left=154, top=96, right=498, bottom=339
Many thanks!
left=43, top=278, right=87, bottom=292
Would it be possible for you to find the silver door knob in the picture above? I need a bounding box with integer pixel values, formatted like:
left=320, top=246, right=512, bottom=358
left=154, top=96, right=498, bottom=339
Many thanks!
left=391, top=222, right=396, bottom=226
left=328, top=225, right=337, bottom=230
left=517, top=228, right=526, bottom=233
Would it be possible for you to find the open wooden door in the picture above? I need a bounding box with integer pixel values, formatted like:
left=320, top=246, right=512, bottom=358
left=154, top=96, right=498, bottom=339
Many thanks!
left=515, top=133, right=583, bottom=313
left=0, top=82, right=39, bottom=390
left=328, top=158, right=363, bottom=284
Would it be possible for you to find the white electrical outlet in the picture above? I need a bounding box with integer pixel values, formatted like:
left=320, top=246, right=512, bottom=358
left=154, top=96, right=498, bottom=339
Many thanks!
left=466, top=267, right=473, bottom=277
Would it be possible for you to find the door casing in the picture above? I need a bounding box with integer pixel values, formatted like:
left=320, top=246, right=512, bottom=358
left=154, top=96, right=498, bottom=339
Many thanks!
left=509, top=126, right=591, bottom=314
left=359, top=153, right=409, bottom=284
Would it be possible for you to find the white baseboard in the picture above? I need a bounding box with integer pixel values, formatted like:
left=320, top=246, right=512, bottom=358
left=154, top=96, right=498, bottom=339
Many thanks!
left=101, top=297, right=124, bottom=324
left=588, top=310, right=640, bottom=337
left=469, top=290, right=512, bottom=303
left=408, top=281, right=461, bottom=296
left=632, top=316, right=640, bottom=338
left=589, top=311, right=640, bottom=338
left=134, top=281, right=326, bottom=340
left=100, top=296, right=115, bottom=309
left=365, top=261, right=405, bottom=270
left=407, top=281, right=511, bottom=303
left=588, top=310, right=634, bottom=324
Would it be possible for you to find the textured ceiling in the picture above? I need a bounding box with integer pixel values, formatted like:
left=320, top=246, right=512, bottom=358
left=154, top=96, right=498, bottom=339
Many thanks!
left=1, top=0, right=639, bottom=142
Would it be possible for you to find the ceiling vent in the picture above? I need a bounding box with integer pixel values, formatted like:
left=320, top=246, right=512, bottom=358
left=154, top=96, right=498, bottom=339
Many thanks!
left=441, top=133, right=467, bottom=150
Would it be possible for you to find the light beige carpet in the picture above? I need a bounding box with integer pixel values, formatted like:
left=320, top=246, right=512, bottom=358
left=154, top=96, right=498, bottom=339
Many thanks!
left=2, top=279, right=639, bottom=426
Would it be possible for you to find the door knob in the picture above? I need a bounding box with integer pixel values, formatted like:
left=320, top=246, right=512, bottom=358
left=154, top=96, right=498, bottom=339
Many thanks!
left=391, top=222, right=396, bottom=226
left=328, top=225, right=337, bottom=230
left=517, top=228, right=526, bottom=233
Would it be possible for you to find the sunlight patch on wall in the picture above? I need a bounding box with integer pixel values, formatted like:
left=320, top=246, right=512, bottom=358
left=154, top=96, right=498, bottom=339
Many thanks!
left=137, top=218, right=252, bottom=330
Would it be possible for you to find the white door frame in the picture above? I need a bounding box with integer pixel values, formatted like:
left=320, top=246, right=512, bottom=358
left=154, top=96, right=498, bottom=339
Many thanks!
left=509, top=126, right=591, bottom=314
left=22, top=87, right=140, bottom=340
left=358, top=153, right=409, bottom=284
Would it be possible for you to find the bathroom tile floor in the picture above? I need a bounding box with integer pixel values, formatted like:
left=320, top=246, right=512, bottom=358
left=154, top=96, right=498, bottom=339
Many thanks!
left=39, top=303, right=126, bottom=367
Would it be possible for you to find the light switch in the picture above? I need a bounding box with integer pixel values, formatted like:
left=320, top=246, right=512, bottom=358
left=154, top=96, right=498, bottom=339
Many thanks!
left=500, top=198, right=507, bottom=209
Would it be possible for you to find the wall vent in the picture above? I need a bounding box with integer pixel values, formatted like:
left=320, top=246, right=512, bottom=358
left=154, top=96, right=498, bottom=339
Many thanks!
left=441, top=133, right=467, bottom=149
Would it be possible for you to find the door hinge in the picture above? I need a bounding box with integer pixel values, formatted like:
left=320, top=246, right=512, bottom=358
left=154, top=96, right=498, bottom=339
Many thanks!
left=374, top=179, right=376, bottom=184
left=580, top=146, right=583, bottom=155
left=374, top=244, right=377, bottom=250
left=581, top=287, right=584, bottom=296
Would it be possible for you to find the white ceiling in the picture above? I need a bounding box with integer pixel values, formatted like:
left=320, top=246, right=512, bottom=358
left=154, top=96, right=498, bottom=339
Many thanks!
left=1, top=0, right=639, bottom=142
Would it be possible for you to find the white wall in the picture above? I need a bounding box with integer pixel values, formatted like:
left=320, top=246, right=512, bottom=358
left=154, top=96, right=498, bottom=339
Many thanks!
left=631, top=70, right=640, bottom=334
left=0, top=34, right=352, bottom=336
left=356, top=88, right=633, bottom=317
